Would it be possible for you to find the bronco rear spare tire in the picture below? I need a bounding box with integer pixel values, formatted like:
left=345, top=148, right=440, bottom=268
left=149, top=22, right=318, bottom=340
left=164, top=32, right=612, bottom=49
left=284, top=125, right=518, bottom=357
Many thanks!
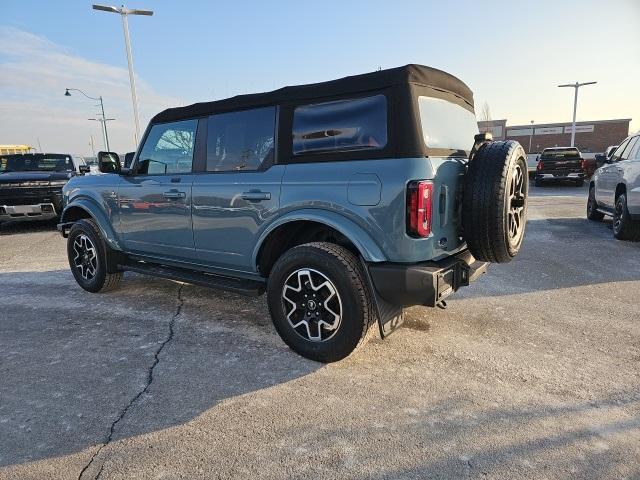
left=462, top=140, right=528, bottom=263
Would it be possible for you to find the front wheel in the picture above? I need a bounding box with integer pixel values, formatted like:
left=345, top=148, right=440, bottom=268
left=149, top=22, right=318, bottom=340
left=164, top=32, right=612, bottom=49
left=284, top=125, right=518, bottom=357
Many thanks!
left=67, top=219, right=123, bottom=292
left=587, top=186, right=604, bottom=222
left=267, top=242, right=375, bottom=362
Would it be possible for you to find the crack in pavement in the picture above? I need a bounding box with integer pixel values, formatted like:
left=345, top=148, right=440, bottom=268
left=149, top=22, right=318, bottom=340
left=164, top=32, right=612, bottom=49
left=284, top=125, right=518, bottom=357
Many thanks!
left=77, top=283, right=185, bottom=480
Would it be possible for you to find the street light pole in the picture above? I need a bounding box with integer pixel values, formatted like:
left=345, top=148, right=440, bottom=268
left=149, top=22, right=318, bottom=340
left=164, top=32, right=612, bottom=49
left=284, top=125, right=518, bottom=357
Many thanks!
left=65, top=88, right=112, bottom=151
left=529, top=120, right=534, bottom=153
left=92, top=4, right=153, bottom=146
left=558, top=81, right=597, bottom=147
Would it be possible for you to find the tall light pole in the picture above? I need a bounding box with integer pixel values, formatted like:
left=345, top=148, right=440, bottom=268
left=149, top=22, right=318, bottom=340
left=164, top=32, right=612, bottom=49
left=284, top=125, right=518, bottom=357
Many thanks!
left=92, top=4, right=153, bottom=146
left=65, top=88, right=112, bottom=151
left=528, top=120, right=534, bottom=153
left=558, top=81, right=597, bottom=147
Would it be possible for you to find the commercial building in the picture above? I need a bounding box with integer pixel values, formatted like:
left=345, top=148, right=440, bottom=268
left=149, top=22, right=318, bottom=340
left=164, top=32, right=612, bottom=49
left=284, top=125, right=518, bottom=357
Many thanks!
left=478, top=119, right=631, bottom=156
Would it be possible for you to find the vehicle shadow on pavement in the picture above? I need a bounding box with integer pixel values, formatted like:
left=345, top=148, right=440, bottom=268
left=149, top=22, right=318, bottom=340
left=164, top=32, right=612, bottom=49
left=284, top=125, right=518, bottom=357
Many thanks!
left=0, top=219, right=58, bottom=235
left=288, top=391, right=640, bottom=479
left=0, top=269, right=321, bottom=468
left=462, top=217, right=640, bottom=299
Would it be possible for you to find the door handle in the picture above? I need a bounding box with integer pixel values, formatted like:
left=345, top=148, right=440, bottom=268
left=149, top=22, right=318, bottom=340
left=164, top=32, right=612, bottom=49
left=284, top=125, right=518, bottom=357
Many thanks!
left=241, top=191, right=271, bottom=201
left=162, top=190, right=186, bottom=200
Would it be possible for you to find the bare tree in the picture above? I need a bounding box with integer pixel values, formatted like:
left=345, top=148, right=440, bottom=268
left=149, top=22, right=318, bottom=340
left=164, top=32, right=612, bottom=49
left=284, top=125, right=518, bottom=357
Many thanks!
left=157, top=130, right=195, bottom=153
left=480, top=102, right=492, bottom=122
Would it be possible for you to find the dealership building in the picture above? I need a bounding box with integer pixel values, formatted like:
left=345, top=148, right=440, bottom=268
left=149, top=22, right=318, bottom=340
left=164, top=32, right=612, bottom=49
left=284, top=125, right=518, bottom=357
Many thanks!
left=478, top=118, right=631, bottom=157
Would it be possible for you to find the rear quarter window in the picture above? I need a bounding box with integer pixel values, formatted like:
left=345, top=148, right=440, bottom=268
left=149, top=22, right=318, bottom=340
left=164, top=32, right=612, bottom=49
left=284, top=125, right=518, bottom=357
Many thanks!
left=292, top=95, right=387, bottom=155
left=418, top=96, right=478, bottom=152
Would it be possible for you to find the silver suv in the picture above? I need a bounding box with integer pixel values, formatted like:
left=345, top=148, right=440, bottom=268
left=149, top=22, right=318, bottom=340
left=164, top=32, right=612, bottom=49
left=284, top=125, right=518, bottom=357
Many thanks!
left=588, top=134, right=640, bottom=240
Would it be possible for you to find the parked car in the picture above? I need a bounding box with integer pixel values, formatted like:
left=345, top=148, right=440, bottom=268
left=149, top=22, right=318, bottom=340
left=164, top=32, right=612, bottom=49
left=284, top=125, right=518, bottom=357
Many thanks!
left=594, top=145, right=619, bottom=170
left=534, top=147, right=585, bottom=187
left=527, top=154, right=539, bottom=176
left=0, top=153, right=85, bottom=224
left=587, top=134, right=640, bottom=240
left=58, top=65, right=529, bottom=362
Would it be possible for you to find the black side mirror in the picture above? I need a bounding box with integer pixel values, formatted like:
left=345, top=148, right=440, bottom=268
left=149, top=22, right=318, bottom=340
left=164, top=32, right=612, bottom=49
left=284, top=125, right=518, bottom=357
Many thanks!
left=97, top=151, right=121, bottom=174
left=124, top=152, right=136, bottom=168
left=78, top=165, right=90, bottom=174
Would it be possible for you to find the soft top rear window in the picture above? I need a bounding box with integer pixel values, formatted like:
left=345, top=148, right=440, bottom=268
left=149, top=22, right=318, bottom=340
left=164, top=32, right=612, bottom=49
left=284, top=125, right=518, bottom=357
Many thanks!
left=541, top=148, right=580, bottom=159
left=292, top=95, right=387, bottom=156
left=418, top=96, right=478, bottom=152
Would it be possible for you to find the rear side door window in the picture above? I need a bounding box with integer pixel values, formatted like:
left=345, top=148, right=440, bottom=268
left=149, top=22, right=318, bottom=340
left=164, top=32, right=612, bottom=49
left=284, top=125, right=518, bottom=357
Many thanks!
left=206, top=106, right=276, bottom=172
left=137, top=119, right=198, bottom=175
left=628, top=136, right=640, bottom=160
left=292, top=95, right=387, bottom=155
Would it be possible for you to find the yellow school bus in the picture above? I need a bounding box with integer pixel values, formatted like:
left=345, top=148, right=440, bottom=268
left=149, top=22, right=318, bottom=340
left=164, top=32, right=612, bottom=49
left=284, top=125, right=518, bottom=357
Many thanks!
left=0, top=145, right=34, bottom=155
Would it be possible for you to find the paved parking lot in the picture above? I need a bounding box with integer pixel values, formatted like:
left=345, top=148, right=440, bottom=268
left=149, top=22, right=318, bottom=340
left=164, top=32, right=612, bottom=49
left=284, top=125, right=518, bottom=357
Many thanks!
left=1, top=185, right=639, bottom=479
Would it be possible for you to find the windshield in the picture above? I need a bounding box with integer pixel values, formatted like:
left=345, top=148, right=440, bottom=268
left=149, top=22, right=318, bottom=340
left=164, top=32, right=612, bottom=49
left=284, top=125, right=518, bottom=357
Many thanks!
left=0, top=154, right=75, bottom=173
left=418, top=96, right=478, bottom=152
left=540, top=148, right=580, bottom=160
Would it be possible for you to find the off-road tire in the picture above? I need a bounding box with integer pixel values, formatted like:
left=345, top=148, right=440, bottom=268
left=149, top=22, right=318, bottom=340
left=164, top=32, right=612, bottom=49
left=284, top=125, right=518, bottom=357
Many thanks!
left=462, top=140, right=528, bottom=263
left=613, top=193, right=640, bottom=241
left=587, top=185, right=604, bottom=222
left=267, top=242, right=376, bottom=362
left=67, top=218, right=123, bottom=293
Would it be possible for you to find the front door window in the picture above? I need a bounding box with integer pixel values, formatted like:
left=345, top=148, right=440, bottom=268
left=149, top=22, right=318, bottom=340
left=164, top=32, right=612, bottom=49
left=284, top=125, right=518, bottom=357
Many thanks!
left=137, top=119, right=198, bottom=175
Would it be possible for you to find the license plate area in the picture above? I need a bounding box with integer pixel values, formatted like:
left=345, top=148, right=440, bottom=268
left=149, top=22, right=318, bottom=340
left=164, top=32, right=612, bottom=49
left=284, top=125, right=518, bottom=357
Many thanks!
left=11, top=205, right=44, bottom=214
left=436, top=268, right=455, bottom=300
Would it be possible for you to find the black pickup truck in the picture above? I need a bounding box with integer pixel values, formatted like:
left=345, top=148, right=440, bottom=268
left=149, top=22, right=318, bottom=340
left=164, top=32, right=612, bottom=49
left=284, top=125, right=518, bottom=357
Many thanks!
left=0, top=153, right=80, bottom=224
left=534, top=147, right=585, bottom=187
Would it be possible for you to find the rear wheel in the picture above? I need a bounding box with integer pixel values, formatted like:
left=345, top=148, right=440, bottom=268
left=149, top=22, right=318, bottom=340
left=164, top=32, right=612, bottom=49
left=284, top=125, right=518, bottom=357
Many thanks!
left=612, top=193, right=640, bottom=241
left=462, top=140, right=528, bottom=263
left=587, top=186, right=604, bottom=222
left=67, top=219, right=123, bottom=292
left=267, top=242, right=375, bottom=362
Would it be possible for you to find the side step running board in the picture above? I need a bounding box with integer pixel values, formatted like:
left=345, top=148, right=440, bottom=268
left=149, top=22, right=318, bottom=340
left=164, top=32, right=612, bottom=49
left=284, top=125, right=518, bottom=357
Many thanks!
left=120, top=261, right=266, bottom=296
left=596, top=208, right=613, bottom=217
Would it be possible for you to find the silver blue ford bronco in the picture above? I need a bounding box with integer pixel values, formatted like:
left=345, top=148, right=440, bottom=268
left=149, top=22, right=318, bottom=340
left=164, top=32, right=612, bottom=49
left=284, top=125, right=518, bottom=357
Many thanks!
left=59, top=65, right=529, bottom=362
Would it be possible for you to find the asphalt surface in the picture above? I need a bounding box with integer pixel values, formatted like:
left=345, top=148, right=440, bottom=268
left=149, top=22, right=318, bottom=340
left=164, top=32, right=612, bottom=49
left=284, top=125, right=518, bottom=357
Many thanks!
left=1, top=184, right=639, bottom=479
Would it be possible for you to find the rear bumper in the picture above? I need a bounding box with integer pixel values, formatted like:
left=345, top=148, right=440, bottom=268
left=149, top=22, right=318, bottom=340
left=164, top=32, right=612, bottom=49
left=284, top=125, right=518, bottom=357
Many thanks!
left=0, top=203, right=58, bottom=222
left=535, top=172, right=584, bottom=181
left=368, top=250, right=489, bottom=307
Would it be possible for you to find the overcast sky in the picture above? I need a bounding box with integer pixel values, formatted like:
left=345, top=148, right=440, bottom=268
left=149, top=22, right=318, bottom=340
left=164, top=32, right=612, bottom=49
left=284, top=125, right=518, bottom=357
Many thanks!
left=1, top=0, right=638, bottom=156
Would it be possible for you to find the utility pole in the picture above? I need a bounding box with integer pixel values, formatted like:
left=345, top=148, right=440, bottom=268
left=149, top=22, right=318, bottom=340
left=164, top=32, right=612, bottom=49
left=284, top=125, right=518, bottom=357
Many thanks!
left=558, top=81, right=597, bottom=147
left=92, top=4, right=153, bottom=146
left=88, top=116, right=116, bottom=151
